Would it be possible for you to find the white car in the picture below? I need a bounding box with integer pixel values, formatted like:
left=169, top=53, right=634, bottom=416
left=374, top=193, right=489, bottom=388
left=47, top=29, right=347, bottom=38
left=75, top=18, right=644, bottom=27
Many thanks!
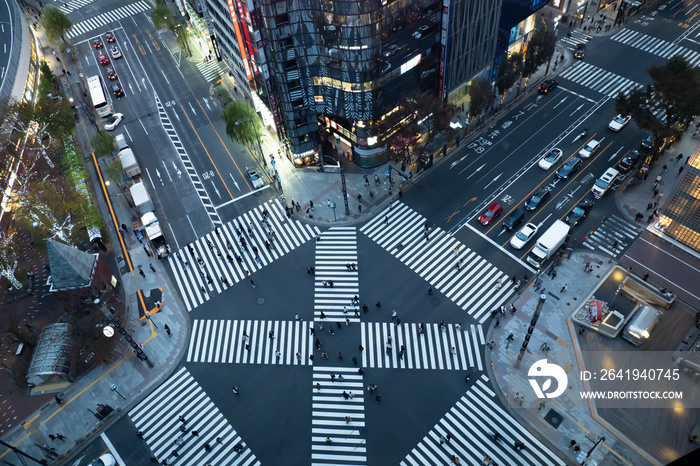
left=538, top=148, right=563, bottom=170
left=412, top=25, right=429, bottom=39
left=510, top=223, right=538, bottom=250
left=608, top=114, right=631, bottom=131
left=246, top=167, right=264, bottom=189
left=104, top=113, right=123, bottom=131
left=579, top=139, right=600, bottom=158
left=90, top=453, right=116, bottom=466
left=110, top=46, right=122, bottom=59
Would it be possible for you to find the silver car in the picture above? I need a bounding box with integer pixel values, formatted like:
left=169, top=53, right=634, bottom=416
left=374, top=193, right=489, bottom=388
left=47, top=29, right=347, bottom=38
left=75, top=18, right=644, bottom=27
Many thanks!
left=246, top=167, right=264, bottom=189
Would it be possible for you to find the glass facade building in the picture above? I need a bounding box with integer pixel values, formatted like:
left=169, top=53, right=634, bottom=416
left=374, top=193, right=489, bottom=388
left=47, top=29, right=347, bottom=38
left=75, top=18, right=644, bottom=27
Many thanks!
left=658, top=149, right=700, bottom=251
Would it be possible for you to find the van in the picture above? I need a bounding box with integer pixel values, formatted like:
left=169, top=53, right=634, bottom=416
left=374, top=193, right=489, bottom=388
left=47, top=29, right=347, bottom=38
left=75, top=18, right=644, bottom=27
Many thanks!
left=623, top=304, right=663, bottom=346
left=502, top=209, right=525, bottom=231
left=591, top=167, right=619, bottom=198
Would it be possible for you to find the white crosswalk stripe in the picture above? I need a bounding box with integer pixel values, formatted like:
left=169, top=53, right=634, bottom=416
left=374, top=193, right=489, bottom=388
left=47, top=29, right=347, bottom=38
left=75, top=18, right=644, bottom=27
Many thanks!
left=66, top=1, right=150, bottom=38
left=186, top=319, right=314, bottom=365
left=561, top=29, right=590, bottom=48
left=168, top=199, right=321, bottom=312
left=611, top=29, right=700, bottom=67
left=196, top=60, right=224, bottom=82
left=582, top=214, right=642, bottom=257
left=361, top=322, right=484, bottom=371
left=312, top=367, right=367, bottom=465
left=558, top=61, right=643, bottom=97
left=58, top=0, right=96, bottom=14
left=129, top=367, right=260, bottom=466
left=360, top=203, right=514, bottom=323
left=400, top=376, right=565, bottom=466
left=315, top=227, right=360, bottom=323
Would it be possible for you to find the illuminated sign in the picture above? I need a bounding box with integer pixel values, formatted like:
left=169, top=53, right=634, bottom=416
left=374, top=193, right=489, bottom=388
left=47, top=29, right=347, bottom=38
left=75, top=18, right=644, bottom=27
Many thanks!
left=226, top=0, right=252, bottom=80
left=400, top=54, right=422, bottom=74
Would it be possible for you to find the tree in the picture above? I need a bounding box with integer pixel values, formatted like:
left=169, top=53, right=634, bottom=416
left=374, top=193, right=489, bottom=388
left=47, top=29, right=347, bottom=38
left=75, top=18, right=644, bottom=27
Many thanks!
left=468, top=80, right=492, bottom=123
left=41, top=7, right=72, bottom=45
left=496, top=52, right=523, bottom=97
left=37, top=61, right=58, bottom=98
left=0, top=231, right=22, bottom=289
left=615, top=55, right=700, bottom=140
left=222, top=101, right=263, bottom=147
left=104, top=158, right=123, bottom=183
left=522, top=30, right=556, bottom=79
left=92, top=131, right=115, bottom=157
left=152, top=4, right=175, bottom=31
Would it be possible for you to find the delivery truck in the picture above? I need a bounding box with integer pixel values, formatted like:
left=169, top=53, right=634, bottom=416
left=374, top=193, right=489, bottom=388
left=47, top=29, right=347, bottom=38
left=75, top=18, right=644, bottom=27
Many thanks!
left=119, top=147, right=141, bottom=179
left=129, top=182, right=154, bottom=215
left=527, top=220, right=570, bottom=268
left=140, top=211, right=170, bottom=259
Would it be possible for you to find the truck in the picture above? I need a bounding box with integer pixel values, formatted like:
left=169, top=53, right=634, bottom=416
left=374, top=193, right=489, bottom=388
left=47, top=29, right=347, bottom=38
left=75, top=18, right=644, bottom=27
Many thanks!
left=527, top=220, right=570, bottom=268
left=119, top=147, right=141, bottom=178
left=140, top=211, right=170, bottom=259
left=129, top=182, right=154, bottom=215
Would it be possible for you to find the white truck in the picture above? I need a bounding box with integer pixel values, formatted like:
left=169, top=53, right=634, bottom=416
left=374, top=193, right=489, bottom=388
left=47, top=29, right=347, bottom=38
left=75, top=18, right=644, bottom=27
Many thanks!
left=129, top=182, right=154, bottom=215
left=140, top=211, right=170, bottom=259
left=115, top=134, right=141, bottom=179
left=527, top=220, right=570, bottom=268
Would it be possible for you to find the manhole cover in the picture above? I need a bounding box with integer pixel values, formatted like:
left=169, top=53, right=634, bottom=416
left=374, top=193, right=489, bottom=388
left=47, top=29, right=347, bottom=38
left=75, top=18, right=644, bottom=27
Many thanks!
left=257, top=297, right=266, bottom=305
left=544, top=408, right=563, bottom=429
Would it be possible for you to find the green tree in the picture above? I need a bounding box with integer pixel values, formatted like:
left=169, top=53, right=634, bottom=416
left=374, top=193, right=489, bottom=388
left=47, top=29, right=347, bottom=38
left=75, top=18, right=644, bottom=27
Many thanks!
left=14, top=97, right=75, bottom=141
left=496, top=52, right=523, bottom=97
left=37, top=61, right=57, bottom=98
left=522, top=29, right=556, bottom=79
left=468, top=80, right=492, bottom=122
left=92, top=131, right=115, bottom=157
left=104, top=159, right=124, bottom=183
left=152, top=4, right=175, bottom=31
left=222, top=101, right=263, bottom=147
left=41, top=7, right=72, bottom=45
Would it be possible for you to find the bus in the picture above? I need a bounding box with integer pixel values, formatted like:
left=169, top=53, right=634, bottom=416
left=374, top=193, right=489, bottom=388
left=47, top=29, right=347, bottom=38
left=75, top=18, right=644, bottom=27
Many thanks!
left=87, top=75, right=111, bottom=117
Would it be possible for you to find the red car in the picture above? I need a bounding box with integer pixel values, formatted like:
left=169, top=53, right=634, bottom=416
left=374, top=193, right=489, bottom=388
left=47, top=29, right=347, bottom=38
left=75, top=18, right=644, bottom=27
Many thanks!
left=479, top=202, right=503, bottom=226
left=98, top=53, right=110, bottom=66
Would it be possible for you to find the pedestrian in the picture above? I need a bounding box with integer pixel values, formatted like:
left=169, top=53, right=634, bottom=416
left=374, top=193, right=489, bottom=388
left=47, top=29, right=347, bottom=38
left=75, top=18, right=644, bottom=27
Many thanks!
left=384, top=215, right=388, bottom=226
left=322, top=351, right=328, bottom=359
left=358, top=205, right=362, bottom=213
left=250, top=279, right=256, bottom=288
left=643, top=273, right=649, bottom=281
left=54, top=396, right=62, bottom=405
left=376, top=394, right=381, bottom=403
left=338, top=351, right=343, bottom=359
left=139, top=269, right=146, bottom=277
left=677, top=153, right=684, bottom=162
left=56, top=434, right=65, bottom=441
left=352, top=356, right=358, bottom=365
left=178, top=415, right=186, bottom=423
left=362, top=304, right=368, bottom=313
left=336, top=321, right=341, bottom=328
left=506, top=333, right=514, bottom=348
left=232, top=386, right=240, bottom=394
left=346, top=317, right=350, bottom=326
left=519, top=395, right=524, bottom=406
left=296, top=352, right=301, bottom=361
left=428, top=286, right=433, bottom=295
left=330, top=373, right=336, bottom=382
left=216, top=437, right=222, bottom=444
left=679, top=166, right=684, bottom=174
left=560, top=283, right=568, bottom=293
left=121, top=223, right=128, bottom=232
left=376, top=301, right=381, bottom=310
left=653, top=188, right=659, bottom=198
left=663, top=163, right=667, bottom=172
left=164, top=324, right=171, bottom=337
left=49, top=434, right=56, bottom=441
left=391, top=310, right=397, bottom=319
left=191, top=430, right=199, bottom=436
left=494, top=319, right=500, bottom=328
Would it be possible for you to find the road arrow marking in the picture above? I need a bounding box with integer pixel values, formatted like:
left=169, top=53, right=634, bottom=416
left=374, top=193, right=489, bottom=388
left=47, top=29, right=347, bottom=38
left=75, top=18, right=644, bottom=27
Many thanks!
left=229, top=173, right=240, bottom=191
left=466, top=163, right=486, bottom=179
left=211, top=180, right=221, bottom=198
left=483, top=173, right=502, bottom=189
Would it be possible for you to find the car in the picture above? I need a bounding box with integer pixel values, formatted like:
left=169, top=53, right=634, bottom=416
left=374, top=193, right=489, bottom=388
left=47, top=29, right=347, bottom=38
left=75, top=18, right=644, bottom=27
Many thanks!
left=510, top=223, right=539, bottom=249
left=382, top=63, right=392, bottom=74
left=502, top=209, right=525, bottom=231
left=556, top=156, right=583, bottom=179
left=608, top=114, right=631, bottom=131
left=617, top=150, right=640, bottom=172
left=579, top=139, right=600, bottom=158
left=246, top=167, right=264, bottom=189
left=641, top=134, right=655, bottom=149
left=383, top=44, right=398, bottom=58
left=478, top=202, right=503, bottom=226
left=524, top=187, right=551, bottom=211
left=105, top=32, right=116, bottom=43
left=110, top=46, right=122, bottom=59
left=111, top=82, right=124, bottom=97
left=538, top=79, right=558, bottom=94
left=93, top=39, right=103, bottom=49
left=574, top=44, right=585, bottom=59
left=565, top=200, right=593, bottom=226
left=104, top=113, right=123, bottom=131
left=98, top=53, right=110, bottom=66
left=591, top=167, right=619, bottom=198
left=106, top=67, right=117, bottom=80
left=538, top=148, right=563, bottom=170
left=412, top=25, right=429, bottom=39
left=90, top=453, right=116, bottom=466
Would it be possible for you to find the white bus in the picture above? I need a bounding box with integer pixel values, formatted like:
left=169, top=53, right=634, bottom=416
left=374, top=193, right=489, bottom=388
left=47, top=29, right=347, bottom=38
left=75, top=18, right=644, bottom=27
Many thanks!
left=87, top=75, right=111, bottom=117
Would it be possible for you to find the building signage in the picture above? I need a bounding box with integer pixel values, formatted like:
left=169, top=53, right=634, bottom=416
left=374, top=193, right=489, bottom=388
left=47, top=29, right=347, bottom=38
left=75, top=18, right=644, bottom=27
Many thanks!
left=210, top=34, right=222, bottom=62
left=226, top=0, right=252, bottom=80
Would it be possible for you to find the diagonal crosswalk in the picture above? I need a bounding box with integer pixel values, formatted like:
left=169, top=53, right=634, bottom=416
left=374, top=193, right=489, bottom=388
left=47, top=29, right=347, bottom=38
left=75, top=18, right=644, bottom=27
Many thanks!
left=196, top=60, right=224, bottom=82
left=168, top=199, right=321, bottom=312
left=312, top=367, right=367, bottom=465
left=129, top=367, right=260, bottom=466
left=558, top=61, right=643, bottom=97
left=582, top=214, right=642, bottom=258
left=401, top=376, right=565, bottom=466
left=361, top=322, right=484, bottom=371
left=315, top=227, right=360, bottom=323
left=58, top=0, right=97, bottom=14
left=360, top=203, right=514, bottom=323
left=186, top=319, right=313, bottom=365
left=611, top=29, right=700, bottom=67
left=66, top=1, right=150, bottom=38
left=561, top=29, right=590, bottom=48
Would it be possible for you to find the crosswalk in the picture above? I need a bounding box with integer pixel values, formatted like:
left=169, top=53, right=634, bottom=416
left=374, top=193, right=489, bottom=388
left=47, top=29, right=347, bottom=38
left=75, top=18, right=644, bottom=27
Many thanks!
left=558, top=61, right=643, bottom=97
left=611, top=29, right=700, bottom=67
left=196, top=60, right=224, bottom=82
left=168, top=199, right=321, bottom=311
left=401, top=376, right=565, bottom=466
left=66, top=1, right=150, bottom=38
left=186, top=319, right=313, bottom=365
left=361, top=322, right=484, bottom=371
left=58, top=0, right=96, bottom=14
left=129, top=367, right=260, bottom=466
left=582, top=214, right=641, bottom=258
left=312, top=367, right=367, bottom=465
left=360, top=203, right=514, bottom=323
left=315, top=227, right=360, bottom=323
left=561, top=29, right=590, bottom=48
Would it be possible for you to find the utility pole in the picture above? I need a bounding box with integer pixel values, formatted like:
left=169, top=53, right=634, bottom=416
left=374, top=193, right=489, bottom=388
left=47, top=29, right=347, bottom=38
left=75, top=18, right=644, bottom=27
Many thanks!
left=340, top=167, right=349, bottom=215
left=515, top=293, right=547, bottom=369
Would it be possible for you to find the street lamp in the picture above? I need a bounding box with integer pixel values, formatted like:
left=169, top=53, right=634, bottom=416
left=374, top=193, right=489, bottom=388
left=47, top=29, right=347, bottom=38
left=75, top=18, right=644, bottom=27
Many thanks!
left=330, top=202, right=336, bottom=221
left=145, top=309, right=158, bottom=329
